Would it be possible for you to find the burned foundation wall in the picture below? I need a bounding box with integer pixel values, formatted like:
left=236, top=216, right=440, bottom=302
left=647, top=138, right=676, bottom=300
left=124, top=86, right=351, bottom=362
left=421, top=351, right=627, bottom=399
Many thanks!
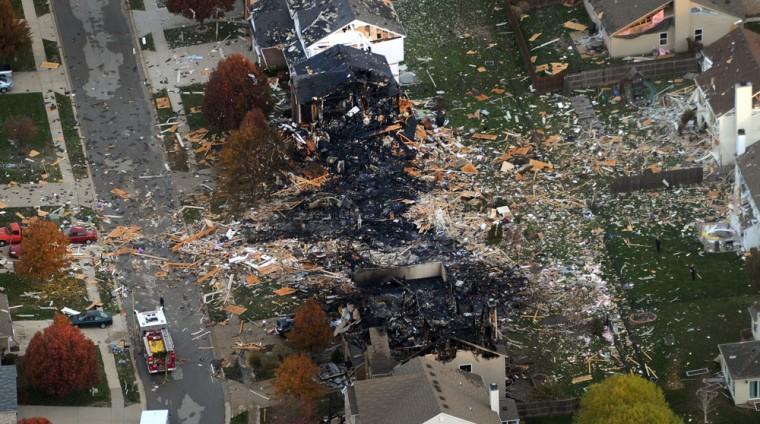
left=353, top=261, right=447, bottom=286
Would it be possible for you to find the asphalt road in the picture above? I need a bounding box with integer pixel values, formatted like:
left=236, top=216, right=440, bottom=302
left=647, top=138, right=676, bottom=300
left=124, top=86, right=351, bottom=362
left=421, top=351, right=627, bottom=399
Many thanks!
left=52, top=0, right=224, bottom=422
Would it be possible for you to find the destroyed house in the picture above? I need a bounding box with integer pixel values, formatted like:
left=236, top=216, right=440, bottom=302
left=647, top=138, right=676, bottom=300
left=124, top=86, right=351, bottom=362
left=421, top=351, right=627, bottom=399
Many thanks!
left=249, top=0, right=405, bottom=79
left=350, top=262, right=509, bottom=354
left=583, top=0, right=745, bottom=58
left=734, top=141, right=760, bottom=249
left=344, top=356, right=502, bottom=424
left=692, top=28, right=760, bottom=165
left=290, top=45, right=399, bottom=125
left=249, top=0, right=303, bottom=69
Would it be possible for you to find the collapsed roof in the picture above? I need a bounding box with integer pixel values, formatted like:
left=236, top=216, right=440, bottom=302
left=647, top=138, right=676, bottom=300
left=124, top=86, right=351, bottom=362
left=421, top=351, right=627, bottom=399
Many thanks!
left=288, top=0, right=405, bottom=47
left=291, top=44, right=399, bottom=103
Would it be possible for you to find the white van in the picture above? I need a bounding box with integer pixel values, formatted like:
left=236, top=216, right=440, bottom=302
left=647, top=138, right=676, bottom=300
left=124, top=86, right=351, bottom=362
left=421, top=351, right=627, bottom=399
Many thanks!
left=140, top=410, right=169, bottom=424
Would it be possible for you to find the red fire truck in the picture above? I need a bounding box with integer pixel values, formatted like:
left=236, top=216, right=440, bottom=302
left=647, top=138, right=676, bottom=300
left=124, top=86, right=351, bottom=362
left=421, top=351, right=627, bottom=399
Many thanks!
left=135, top=308, right=176, bottom=374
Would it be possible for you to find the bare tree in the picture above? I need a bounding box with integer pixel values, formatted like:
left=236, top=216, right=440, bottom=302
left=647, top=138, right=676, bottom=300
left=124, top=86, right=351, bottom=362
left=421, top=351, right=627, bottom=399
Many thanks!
left=696, top=386, right=718, bottom=424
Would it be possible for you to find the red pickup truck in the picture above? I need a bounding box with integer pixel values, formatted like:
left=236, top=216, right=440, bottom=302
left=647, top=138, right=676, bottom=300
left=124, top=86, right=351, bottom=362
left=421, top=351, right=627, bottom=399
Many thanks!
left=0, top=223, right=22, bottom=246
left=67, top=226, right=97, bottom=244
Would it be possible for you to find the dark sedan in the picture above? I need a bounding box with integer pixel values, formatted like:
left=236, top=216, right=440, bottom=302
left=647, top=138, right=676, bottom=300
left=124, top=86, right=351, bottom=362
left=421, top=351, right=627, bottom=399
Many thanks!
left=69, top=310, right=113, bottom=328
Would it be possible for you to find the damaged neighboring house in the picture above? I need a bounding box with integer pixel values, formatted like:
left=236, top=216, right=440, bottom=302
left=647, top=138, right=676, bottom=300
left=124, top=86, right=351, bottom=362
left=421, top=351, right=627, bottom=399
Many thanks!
left=691, top=28, right=760, bottom=166
left=718, top=305, right=760, bottom=406
left=733, top=139, right=760, bottom=249
left=289, top=44, right=399, bottom=125
left=344, top=356, right=503, bottom=424
left=583, top=0, right=746, bottom=58
left=249, top=0, right=405, bottom=79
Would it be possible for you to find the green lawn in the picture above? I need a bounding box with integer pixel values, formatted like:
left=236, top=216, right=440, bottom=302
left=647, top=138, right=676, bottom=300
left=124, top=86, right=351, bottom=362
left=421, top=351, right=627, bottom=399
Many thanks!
left=602, top=205, right=759, bottom=422
left=96, top=271, right=121, bottom=315
left=114, top=349, right=140, bottom=405
left=231, top=411, right=248, bottom=424
left=233, top=280, right=303, bottom=322
left=520, top=4, right=621, bottom=72
left=0, top=273, right=91, bottom=320
left=18, top=347, right=111, bottom=406
left=43, top=39, right=61, bottom=63
left=0, top=92, right=61, bottom=183
left=179, top=83, right=207, bottom=131
left=55, top=92, right=89, bottom=179
left=395, top=0, right=556, bottom=138
left=32, top=0, right=49, bottom=16
left=152, top=90, right=188, bottom=172
left=164, top=21, right=248, bottom=49
left=129, top=0, right=145, bottom=10
left=139, top=33, right=155, bottom=51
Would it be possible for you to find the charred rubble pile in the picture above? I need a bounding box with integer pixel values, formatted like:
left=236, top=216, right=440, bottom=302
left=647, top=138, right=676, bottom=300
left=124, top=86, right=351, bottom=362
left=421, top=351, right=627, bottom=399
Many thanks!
left=237, top=116, right=529, bottom=355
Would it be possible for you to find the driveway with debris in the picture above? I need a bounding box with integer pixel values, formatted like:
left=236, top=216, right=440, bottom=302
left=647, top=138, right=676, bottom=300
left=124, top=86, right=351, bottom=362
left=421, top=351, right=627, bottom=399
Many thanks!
left=50, top=0, right=224, bottom=422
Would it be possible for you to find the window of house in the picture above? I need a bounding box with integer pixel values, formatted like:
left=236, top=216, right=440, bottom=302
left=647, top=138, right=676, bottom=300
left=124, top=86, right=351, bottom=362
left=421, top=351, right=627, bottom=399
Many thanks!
left=751, top=381, right=760, bottom=399
left=694, top=28, right=703, bottom=42
left=459, top=364, right=472, bottom=373
left=659, top=32, right=668, bottom=46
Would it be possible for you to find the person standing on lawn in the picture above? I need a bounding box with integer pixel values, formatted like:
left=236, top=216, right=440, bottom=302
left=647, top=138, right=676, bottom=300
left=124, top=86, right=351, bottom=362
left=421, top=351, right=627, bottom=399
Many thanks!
left=689, top=265, right=697, bottom=281
left=655, top=235, right=661, bottom=253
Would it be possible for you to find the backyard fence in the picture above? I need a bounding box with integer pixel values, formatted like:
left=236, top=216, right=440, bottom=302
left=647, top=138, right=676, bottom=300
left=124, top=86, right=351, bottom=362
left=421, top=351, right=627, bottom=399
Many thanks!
left=610, top=167, right=703, bottom=193
left=505, top=0, right=565, bottom=93
left=516, top=398, right=580, bottom=418
left=563, top=56, right=700, bottom=92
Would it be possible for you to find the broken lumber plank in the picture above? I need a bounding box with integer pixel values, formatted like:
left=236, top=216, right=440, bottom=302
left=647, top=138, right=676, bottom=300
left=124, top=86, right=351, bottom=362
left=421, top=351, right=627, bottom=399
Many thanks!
left=171, top=222, right=217, bottom=252
left=196, top=266, right=220, bottom=285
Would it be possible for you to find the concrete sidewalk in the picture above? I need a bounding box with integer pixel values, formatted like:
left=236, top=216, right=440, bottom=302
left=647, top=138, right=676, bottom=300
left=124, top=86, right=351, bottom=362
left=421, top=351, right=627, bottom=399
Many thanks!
left=130, top=0, right=252, bottom=173
left=0, top=0, right=97, bottom=208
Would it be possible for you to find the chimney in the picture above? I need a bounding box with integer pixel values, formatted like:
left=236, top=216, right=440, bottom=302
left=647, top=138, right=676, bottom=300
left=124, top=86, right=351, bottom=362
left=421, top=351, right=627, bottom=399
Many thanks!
left=738, top=129, right=747, bottom=156
left=489, top=383, right=499, bottom=414
left=673, top=0, right=690, bottom=52
left=736, top=82, right=753, bottom=148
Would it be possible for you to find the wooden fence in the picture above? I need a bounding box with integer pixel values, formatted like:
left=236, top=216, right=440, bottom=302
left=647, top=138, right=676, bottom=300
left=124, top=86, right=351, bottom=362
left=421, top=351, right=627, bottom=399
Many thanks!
left=564, top=56, right=700, bottom=92
left=610, top=167, right=703, bottom=193
left=516, top=398, right=580, bottom=418
left=505, top=0, right=565, bottom=93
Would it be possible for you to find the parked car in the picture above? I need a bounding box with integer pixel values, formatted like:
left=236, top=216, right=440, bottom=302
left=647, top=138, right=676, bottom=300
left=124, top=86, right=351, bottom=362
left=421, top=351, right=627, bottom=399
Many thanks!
left=275, top=315, right=295, bottom=335
left=69, top=310, right=113, bottom=328
left=67, top=226, right=97, bottom=244
left=0, top=67, right=12, bottom=94
left=8, top=243, right=21, bottom=259
left=0, top=223, right=22, bottom=246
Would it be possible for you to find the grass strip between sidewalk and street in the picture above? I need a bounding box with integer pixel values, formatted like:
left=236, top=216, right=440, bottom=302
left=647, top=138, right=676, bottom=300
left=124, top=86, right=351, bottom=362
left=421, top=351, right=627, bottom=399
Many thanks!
left=55, top=92, right=89, bottom=179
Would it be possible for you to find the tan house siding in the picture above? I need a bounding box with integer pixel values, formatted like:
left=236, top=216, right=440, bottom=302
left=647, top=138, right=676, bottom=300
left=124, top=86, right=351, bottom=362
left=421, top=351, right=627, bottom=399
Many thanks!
left=609, top=28, right=673, bottom=57
left=689, top=11, right=738, bottom=46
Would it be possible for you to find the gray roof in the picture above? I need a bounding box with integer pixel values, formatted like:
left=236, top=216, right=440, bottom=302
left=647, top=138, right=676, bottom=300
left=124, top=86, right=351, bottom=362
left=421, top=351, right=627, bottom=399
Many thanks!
left=697, top=28, right=760, bottom=116
left=289, top=0, right=405, bottom=46
left=720, top=340, right=760, bottom=379
left=0, top=294, right=12, bottom=340
left=291, top=45, right=398, bottom=103
left=250, top=0, right=297, bottom=49
left=694, top=0, right=746, bottom=18
left=738, top=140, right=760, bottom=208
left=587, top=0, right=669, bottom=35
left=0, top=365, right=17, bottom=412
left=347, top=356, right=500, bottom=424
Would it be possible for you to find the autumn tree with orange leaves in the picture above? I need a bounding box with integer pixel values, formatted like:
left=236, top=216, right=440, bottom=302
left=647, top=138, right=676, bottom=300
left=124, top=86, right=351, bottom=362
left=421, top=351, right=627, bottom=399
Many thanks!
left=289, top=298, right=332, bottom=353
left=24, top=314, right=100, bottom=397
left=217, top=109, right=289, bottom=205
left=0, top=0, right=31, bottom=64
left=16, top=219, right=70, bottom=282
left=274, top=353, right=326, bottom=402
left=19, top=418, right=53, bottom=424
left=203, top=54, right=271, bottom=131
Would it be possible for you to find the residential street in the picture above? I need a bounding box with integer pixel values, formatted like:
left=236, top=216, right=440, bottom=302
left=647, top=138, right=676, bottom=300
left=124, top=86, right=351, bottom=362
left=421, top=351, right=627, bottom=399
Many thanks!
left=50, top=0, right=224, bottom=422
